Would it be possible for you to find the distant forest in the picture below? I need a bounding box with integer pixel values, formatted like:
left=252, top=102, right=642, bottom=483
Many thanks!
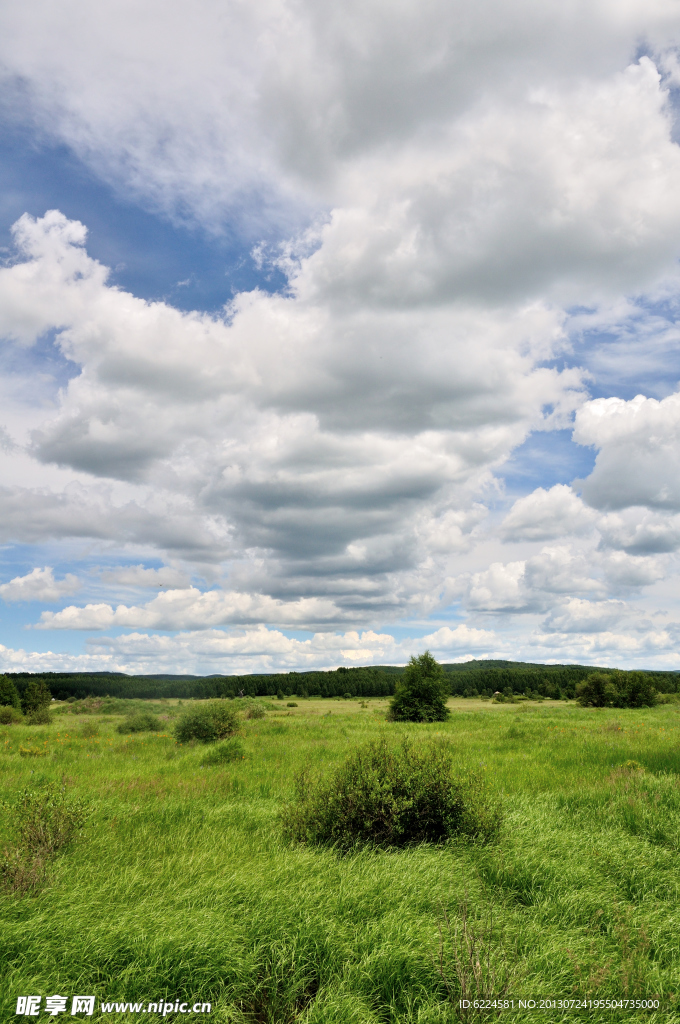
left=5, top=660, right=680, bottom=701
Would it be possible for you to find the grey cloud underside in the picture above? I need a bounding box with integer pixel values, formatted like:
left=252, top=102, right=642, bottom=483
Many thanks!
left=0, top=486, right=230, bottom=560
left=598, top=509, right=680, bottom=554
left=579, top=450, right=680, bottom=511
left=33, top=425, right=170, bottom=480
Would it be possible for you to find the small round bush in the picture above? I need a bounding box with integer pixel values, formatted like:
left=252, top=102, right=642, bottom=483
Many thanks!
left=244, top=703, right=266, bottom=720
left=174, top=700, right=240, bottom=744
left=116, top=712, right=163, bottom=734
left=202, top=738, right=246, bottom=765
left=27, top=707, right=52, bottom=726
left=79, top=721, right=100, bottom=738
left=0, top=706, right=23, bottom=725
left=286, top=701, right=298, bottom=707
left=282, top=738, right=502, bottom=850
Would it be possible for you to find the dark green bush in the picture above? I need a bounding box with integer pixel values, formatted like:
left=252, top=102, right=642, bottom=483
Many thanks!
left=388, top=651, right=450, bottom=722
left=282, top=738, right=501, bottom=850
left=174, top=700, right=240, bottom=744
left=27, top=707, right=52, bottom=726
left=287, top=701, right=298, bottom=707
left=116, top=712, right=163, bottom=734
left=576, top=671, right=658, bottom=709
left=0, top=706, right=23, bottom=725
left=202, top=738, right=246, bottom=764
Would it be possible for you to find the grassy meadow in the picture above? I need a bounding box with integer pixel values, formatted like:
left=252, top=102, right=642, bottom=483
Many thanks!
left=2, top=695, right=680, bottom=1022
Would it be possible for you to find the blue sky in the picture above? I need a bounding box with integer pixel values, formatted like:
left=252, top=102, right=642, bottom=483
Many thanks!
left=1, top=2, right=680, bottom=673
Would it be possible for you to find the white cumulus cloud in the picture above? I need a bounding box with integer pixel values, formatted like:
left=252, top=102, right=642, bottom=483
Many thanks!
left=501, top=485, right=596, bottom=542
left=575, top=392, right=680, bottom=511
left=0, top=567, right=80, bottom=603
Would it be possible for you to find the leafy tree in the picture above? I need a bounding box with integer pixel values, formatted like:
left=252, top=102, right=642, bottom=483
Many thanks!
left=388, top=651, right=450, bottom=722
left=575, top=673, right=619, bottom=707
left=617, top=671, right=658, bottom=708
left=0, top=675, right=21, bottom=709
left=21, top=678, right=52, bottom=715
left=575, top=671, right=658, bottom=709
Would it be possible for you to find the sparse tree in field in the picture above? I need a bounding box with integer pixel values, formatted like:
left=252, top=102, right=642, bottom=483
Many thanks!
left=0, top=675, right=21, bottom=709
left=388, top=651, right=450, bottom=722
left=21, top=678, right=52, bottom=715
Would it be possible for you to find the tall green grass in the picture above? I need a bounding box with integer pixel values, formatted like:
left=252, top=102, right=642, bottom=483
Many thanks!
left=1, top=700, right=679, bottom=1021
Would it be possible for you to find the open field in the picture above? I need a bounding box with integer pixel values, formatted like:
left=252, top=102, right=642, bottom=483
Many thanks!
left=2, top=698, right=680, bottom=1023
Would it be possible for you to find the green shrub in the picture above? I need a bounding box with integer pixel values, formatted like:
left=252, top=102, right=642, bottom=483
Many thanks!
left=576, top=671, right=658, bottom=709
left=27, top=707, right=52, bottom=726
left=277, top=690, right=285, bottom=701
left=245, top=703, right=266, bottom=720
left=0, top=706, right=23, bottom=725
left=343, top=692, right=352, bottom=699
left=174, top=700, right=240, bottom=744
left=287, top=701, right=298, bottom=707
left=282, top=738, right=502, bottom=850
left=116, top=712, right=163, bottom=734
left=1, top=783, right=89, bottom=895
left=202, top=738, right=247, bottom=764
left=9, top=783, right=90, bottom=856
left=387, top=651, right=450, bottom=722
left=79, top=721, right=100, bottom=738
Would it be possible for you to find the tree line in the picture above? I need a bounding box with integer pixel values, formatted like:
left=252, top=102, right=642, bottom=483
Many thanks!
left=0, top=660, right=678, bottom=704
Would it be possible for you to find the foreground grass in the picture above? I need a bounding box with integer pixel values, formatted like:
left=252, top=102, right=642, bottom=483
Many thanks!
left=1, top=699, right=680, bottom=1022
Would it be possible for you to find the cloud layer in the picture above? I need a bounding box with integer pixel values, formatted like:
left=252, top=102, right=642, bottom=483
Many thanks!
left=1, top=3, right=680, bottom=670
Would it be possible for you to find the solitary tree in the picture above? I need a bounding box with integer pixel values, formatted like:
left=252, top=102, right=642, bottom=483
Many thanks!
left=21, top=677, right=52, bottom=715
left=388, top=651, right=450, bottom=722
left=0, top=675, right=21, bottom=709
